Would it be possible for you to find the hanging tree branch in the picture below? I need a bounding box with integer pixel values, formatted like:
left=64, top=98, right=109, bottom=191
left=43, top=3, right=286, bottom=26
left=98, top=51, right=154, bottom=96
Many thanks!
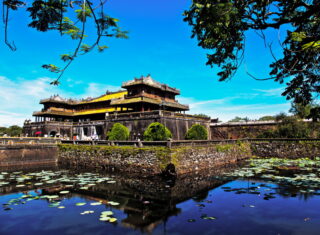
left=1, top=0, right=128, bottom=85
left=184, top=0, right=320, bottom=104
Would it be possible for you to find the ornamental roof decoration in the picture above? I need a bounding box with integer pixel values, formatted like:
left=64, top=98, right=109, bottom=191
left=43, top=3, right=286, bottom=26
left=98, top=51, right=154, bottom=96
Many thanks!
left=40, top=91, right=127, bottom=105
left=122, top=75, right=180, bottom=94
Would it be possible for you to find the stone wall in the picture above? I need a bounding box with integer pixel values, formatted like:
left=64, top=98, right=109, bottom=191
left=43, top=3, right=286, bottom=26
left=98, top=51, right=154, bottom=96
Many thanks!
left=0, top=144, right=58, bottom=167
left=210, top=123, right=277, bottom=140
left=251, top=141, right=320, bottom=159
left=58, top=142, right=252, bottom=176
left=23, top=122, right=73, bottom=138
left=23, top=111, right=211, bottom=140
left=172, top=142, right=251, bottom=175
left=105, top=111, right=211, bottom=140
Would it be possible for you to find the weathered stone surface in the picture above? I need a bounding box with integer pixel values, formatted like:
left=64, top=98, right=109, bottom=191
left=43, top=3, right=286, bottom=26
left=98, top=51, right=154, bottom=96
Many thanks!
left=210, top=123, right=277, bottom=140
left=251, top=141, right=320, bottom=159
left=171, top=143, right=251, bottom=175
left=0, top=144, right=58, bottom=167
left=58, top=142, right=252, bottom=176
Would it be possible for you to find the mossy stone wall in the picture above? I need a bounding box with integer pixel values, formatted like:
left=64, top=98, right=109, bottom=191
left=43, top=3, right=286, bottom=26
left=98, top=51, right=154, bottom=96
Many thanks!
left=58, top=142, right=252, bottom=176
left=251, top=141, right=320, bottom=159
left=210, top=124, right=278, bottom=140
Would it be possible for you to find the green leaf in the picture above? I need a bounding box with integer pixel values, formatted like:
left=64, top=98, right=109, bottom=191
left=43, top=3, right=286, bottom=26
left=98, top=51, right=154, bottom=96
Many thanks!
left=80, top=44, right=91, bottom=53
left=75, top=5, right=92, bottom=22
left=98, top=45, right=108, bottom=52
left=42, top=64, right=61, bottom=73
left=60, top=54, right=73, bottom=62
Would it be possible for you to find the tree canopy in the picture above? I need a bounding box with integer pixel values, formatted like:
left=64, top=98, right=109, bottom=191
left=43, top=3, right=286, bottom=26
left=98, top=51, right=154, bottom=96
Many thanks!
left=184, top=0, right=320, bottom=104
left=185, top=124, right=208, bottom=140
left=107, top=123, right=130, bottom=141
left=2, top=0, right=127, bottom=85
left=0, top=125, right=22, bottom=136
left=258, top=116, right=276, bottom=121
left=228, top=116, right=250, bottom=122
left=143, top=122, right=172, bottom=141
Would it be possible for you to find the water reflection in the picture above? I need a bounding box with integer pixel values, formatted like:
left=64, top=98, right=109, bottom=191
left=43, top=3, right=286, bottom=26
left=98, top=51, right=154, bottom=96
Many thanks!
left=1, top=161, right=320, bottom=235
left=0, top=164, right=238, bottom=234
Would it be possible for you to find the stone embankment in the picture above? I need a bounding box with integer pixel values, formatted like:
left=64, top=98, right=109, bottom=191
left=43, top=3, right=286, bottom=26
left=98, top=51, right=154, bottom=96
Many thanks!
left=0, top=144, right=58, bottom=167
left=251, top=140, right=320, bottom=159
left=0, top=138, right=59, bottom=168
left=58, top=142, right=252, bottom=176
left=2, top=138, right=320, bottom=175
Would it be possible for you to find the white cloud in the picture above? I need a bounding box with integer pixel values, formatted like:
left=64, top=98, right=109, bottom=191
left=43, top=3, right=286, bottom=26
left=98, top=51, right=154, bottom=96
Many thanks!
left=0, top=76, right=69, bottom=126
left=253, top=87, right=285, bottom=97
left=0, top=76, right=120, bottom=127
left=83, top=83, right=121, bottom=98
left=184, top=95, right=290, bottom=122
left=179, top=96, right=235, bottom=109
left=0, top=75, right=291, bottom=126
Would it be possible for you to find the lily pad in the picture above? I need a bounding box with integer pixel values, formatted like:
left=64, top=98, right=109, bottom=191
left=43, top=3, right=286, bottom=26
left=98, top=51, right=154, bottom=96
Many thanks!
left=109, top=218, right=117, bottom=223
left=101, top=211, right=113, bottom=216
left=108, top=201, right=120, bottom=206
left=59, top=191, right=70, bottom=194
left=76, top=202, right=86, bottom=206
left=90, top=202, right=102, bottom=206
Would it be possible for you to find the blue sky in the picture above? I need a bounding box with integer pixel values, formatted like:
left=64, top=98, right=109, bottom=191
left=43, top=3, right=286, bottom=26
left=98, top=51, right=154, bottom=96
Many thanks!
left=0, top=0, right=291, bottom=126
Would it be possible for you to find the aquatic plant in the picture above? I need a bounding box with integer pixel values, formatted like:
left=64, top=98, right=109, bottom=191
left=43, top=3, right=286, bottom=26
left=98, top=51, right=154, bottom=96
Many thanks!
left=224, top=157, right=320, bottom=196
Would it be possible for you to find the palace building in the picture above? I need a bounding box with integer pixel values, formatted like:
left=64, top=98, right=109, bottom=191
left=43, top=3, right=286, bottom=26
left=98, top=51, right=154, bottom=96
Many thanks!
left=23, top=76, right=211, bottom=140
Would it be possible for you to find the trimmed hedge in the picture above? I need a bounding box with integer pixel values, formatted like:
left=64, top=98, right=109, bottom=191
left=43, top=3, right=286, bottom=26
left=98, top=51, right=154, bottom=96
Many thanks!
left=107, top=123, right=130, bottom=140
left=185, top=124, right=208, bottom=140
left=143, top=122, right=172, bottom=141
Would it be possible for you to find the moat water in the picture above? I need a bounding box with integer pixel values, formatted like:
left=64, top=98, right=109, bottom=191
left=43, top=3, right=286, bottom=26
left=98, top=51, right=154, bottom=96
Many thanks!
left=1, top=158, right=320, bottom=235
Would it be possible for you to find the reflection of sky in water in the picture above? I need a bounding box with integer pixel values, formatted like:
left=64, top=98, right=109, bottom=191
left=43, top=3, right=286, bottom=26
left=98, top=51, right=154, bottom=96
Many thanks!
left=1, top=172, right=320, bottom=235
left=163, top=180, right=320, bottom=235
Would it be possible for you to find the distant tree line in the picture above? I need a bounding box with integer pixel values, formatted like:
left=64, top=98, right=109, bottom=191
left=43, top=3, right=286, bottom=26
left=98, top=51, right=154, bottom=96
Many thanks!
left=226, top=102, right=320, bottom=138
left=257, top=114, right=320, bottom=138
left=0, top=125, right=23, bottom=137
left=228, top=102, right=320, bottom=123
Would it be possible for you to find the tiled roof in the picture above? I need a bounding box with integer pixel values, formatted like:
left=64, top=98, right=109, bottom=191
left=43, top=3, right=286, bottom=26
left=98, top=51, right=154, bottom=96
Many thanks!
left=33, top=107, right=130, bottom=117
left=40, top=91, right=127, bottom=105
left=122, top=76, right=180, bottom=94
left=110, top=97, right=189, bottom=110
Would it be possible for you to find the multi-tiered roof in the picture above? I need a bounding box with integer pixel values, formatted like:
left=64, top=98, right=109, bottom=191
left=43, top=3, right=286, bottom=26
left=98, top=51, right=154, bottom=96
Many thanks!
left=33, top=76, right=189, bottom=121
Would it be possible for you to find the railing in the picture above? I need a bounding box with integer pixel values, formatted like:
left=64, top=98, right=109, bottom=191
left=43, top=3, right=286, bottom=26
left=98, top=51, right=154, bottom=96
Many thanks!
left=0, top=137, right=61, bottom=145
left=211, top=119, right=313, bottom=127
left=211, top=120, right=278, bottom=126
left=60, top=138, right=320, bottom=148
left=107, top=110, right=161, bottom=119
left=161, top=111, right=210, bottom=121
left=107, top=110, right=210, bottom=121
left=24, top=121, right=73, bottom=126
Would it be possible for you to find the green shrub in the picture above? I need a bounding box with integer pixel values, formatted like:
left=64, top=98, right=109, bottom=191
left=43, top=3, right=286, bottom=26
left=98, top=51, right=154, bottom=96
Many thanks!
left=277, top=118, right=310, bottom=138
left=193, top=113, right=210, bottom=119
left=143, top=122, right=172, bottom=141
left=185, top=124, right=208, bottom=140
left=107, top=123, right=130, bottom=140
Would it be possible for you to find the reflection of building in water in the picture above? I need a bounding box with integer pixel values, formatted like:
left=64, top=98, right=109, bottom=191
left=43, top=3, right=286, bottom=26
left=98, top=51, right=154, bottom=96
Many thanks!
left=0, top=164, right=242, bottom=233
left=23, top=75, right=211, bottom=140
left=67, top=167, right=233, bottom=233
